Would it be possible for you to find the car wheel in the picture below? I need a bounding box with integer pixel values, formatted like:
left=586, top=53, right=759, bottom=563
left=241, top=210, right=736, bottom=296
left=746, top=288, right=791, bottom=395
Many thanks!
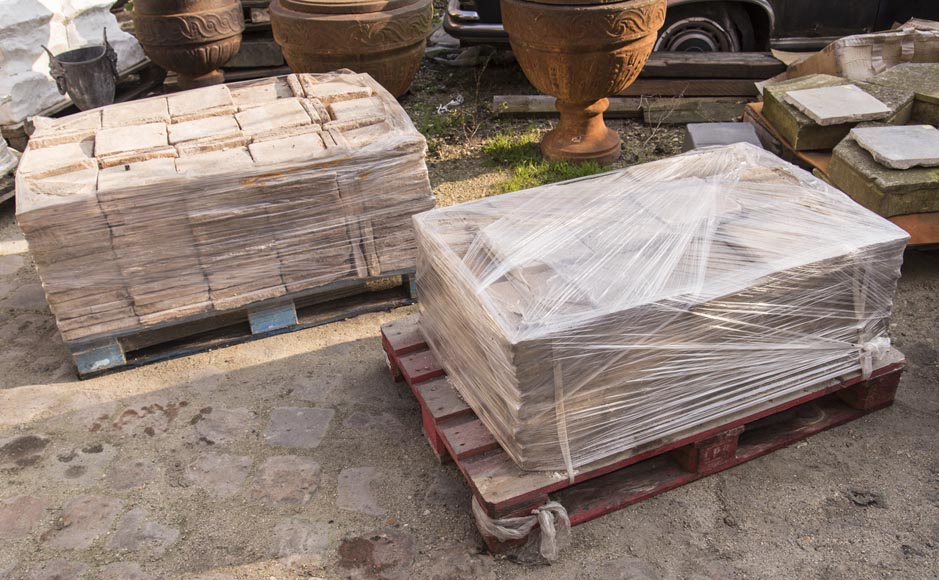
left=654, top=3, right=755, bottom=52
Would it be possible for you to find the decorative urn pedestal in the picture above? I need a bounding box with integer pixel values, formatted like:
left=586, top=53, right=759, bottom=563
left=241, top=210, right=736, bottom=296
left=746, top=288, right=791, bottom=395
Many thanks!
left=133, top=0, right=245, bottom=89
left=270, top=0, right=433, bottom=98
left=502, top=0, right=666, bottom=163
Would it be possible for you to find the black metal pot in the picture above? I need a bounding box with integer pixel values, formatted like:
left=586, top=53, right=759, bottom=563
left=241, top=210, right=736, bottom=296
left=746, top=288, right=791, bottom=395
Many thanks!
left=42, top=29, right=119, bottom=111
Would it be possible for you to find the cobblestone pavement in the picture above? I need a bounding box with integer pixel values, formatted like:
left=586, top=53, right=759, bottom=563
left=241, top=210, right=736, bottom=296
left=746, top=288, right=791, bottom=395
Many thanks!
left=0, top=204, right=938, bottom=579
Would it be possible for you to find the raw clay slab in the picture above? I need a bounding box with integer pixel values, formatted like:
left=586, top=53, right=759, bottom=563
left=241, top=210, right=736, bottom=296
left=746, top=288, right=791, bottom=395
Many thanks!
left=850, top=125, right=939, bottom=170
left=784, top=85, right=891, bottom=126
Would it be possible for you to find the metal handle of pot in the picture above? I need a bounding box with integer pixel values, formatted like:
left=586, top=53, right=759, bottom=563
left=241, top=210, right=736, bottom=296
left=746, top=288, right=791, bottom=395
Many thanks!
left=40, top=44, right=69, bottom=95
left=103, top=28, right=119, bottom=79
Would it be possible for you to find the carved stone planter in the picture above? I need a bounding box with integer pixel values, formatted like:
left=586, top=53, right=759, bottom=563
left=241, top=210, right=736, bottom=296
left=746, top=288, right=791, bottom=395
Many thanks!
left=133, top=0, right=244, bottom=89
left=270, top=0, right=433, bottom=98
left=502, top=0, right=666, bottom=163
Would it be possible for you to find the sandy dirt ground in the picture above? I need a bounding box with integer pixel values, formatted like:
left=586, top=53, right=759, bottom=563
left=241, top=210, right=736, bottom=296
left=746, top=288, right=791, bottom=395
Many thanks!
left=1, top=36, right=938, bottom=580
left=2, top=181, right=938, bottom=580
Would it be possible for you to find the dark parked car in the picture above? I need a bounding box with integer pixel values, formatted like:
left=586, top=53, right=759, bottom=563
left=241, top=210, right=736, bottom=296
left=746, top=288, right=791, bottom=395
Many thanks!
left=444, top=0, right=939, bottom=51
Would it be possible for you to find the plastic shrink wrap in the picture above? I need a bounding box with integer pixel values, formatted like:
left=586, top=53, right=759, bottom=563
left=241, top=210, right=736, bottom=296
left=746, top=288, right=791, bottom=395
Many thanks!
left=15, top=71, right=435, bottom=344
left=414, top=143, right=908, bottom=474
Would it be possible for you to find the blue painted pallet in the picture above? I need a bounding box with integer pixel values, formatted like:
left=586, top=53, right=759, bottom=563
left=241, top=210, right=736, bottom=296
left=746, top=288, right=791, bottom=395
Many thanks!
left=69, top=269, right=416, bottom=379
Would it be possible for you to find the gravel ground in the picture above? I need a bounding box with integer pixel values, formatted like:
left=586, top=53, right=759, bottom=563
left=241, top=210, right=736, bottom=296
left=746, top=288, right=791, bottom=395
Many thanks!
left=0, top=49, right=937, bottom=580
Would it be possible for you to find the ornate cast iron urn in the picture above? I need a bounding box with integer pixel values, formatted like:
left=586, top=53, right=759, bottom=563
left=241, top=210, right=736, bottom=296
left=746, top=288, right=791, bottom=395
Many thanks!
left=133, top=0, right=245, bottom=89
left=502, top=0, right=666, bottom=163
left=270, top=0, right=433, bottom=98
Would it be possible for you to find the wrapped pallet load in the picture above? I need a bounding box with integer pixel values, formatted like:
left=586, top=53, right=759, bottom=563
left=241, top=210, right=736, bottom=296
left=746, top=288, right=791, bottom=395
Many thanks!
left=414, top=143, right=908, bottom=475
left=16, top=71, right=434, bottom=345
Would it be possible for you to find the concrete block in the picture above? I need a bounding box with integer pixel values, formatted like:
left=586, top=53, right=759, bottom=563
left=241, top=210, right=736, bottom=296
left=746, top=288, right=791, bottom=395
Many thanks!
left=102, top=98, right=170, bottom=128
left=328, top=96, right=385, bottom=122
left=176, top=148, right=254, bottom=175
left=682, top=122, right=762, bottom=152
left=248, top=133, right=327, bottom=166
left=167, top=85, right=234, bottom=120
left=167, top=116, right=241, bottom=145
left=98, top=158, right=180, bottom=191
left=231, top=78, right=281, bottom=110
left=300, top=79, right=372, bottom=105
left=17, top=139, right=96, bottom=178
left=94, top=123, right=168, bottom=157
left=235, top=98, right=311, bottom=137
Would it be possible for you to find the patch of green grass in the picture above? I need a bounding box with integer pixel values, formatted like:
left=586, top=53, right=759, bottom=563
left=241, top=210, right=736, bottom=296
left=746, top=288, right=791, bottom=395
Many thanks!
left=481, top=127, right=542, bottom=165
left=482, top=128, right=607, bottom=193
left=499, top=159, right=606, bottom=193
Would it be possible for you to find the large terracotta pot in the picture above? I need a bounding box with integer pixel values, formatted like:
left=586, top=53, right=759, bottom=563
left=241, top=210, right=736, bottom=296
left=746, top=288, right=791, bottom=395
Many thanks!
left=133, top=0, right=245, bottom=89
left=502, top=0, right=667, bottom=164
left=270, top=0, right=433, bottom=98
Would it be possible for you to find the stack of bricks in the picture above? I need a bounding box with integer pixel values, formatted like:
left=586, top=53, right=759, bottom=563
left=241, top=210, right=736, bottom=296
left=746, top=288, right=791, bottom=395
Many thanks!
left=16, top=71, right=435, bottom=343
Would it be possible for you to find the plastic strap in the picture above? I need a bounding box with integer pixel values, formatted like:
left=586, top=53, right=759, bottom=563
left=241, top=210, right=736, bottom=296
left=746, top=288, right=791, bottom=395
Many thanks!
left=471, top=496, right=571, bottom=562
left=553, top=356, right=576, bottom=484
left=858, top=337, right=890, bottom=380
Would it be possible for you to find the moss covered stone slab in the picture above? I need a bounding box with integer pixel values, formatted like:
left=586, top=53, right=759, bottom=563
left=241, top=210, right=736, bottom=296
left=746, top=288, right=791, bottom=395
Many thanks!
left=829, top=132, right=939, bottom=217
left=870, top=63, right=939, bottom=125
left=763, top=74, right=913, bottom=151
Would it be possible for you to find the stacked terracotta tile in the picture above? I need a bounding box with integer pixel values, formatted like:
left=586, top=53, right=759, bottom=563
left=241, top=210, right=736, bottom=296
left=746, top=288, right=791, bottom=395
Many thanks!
left=16, top=72, right=435, bottom=342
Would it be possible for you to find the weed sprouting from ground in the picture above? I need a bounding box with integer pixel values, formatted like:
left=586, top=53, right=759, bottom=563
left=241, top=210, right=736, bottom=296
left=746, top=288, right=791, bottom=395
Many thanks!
left=482, top=128, right=606, bottom=193
left=500, top=160, right=605, bottom=193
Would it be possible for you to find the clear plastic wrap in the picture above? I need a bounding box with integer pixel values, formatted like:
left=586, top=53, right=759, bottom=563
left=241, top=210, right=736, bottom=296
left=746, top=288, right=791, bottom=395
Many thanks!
left=15, top=71, right=435, bottom=343
left=414, top=143, right=908, bottom=475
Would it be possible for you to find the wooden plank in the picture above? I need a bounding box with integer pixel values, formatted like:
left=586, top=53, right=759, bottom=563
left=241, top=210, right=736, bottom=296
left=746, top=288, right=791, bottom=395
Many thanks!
left=640, top=52, right=786, bottom=79
left=439, top=416, right=501, bottom=461
left=381, top=313, right=426, bottom=356
left=643, top=98, right=749, bottom=125
left=889, top=213, right=939, bottom=247
left=619, top=78, right=760, bottom=97
left=398, top=349, right=445, bottom=385
left=415, top=377, right=472, bottom=423
left=554, top=394, right=870, bottom=527
left=493, top=96, right=643, bottom=118
left=78, top=275, right=414, bottom=379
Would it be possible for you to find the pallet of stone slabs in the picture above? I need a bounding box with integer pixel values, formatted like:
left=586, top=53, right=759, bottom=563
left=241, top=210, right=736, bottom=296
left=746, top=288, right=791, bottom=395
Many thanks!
left=70, top=269, right=417, bottom=379
left=380, top=314, right=906, bottom=555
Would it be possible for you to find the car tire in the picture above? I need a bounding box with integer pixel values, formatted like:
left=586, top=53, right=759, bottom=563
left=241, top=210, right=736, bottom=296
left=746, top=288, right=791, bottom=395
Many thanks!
left=654, top=3, right=755, bottom=52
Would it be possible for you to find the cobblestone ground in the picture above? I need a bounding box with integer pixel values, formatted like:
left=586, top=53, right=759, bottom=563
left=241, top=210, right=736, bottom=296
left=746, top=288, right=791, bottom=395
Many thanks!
left=1, top=185, right=938, bottom=577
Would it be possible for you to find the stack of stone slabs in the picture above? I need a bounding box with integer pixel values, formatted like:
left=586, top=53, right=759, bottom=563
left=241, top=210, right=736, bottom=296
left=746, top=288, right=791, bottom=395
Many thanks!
left=15, top=71, right=434, bottom=343
left=414, top=144, right=908, bottom=472
left=829, top=127, right=939, bottom=217
left=761, top=74, right=914, bottom=150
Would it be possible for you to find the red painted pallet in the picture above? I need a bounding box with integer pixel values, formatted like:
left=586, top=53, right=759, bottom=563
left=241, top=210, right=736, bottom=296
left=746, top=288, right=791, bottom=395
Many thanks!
left=381, top=314, right=906, bottom=554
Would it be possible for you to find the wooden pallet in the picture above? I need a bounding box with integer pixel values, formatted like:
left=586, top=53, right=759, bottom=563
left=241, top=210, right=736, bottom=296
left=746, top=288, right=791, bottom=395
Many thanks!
left=71, top=270, right=416, bottom=379
left=381, top=314, right=906, bottom=554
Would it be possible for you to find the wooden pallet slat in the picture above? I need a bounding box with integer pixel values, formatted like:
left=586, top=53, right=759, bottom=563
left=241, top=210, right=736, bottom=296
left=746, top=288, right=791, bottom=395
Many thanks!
left=380, top=315, right=906, bottom=555
left=71, top=269, right=415, bottom=378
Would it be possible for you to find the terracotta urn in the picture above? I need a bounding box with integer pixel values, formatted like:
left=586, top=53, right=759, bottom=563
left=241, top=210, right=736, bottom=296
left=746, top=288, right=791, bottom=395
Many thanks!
left=270, top=0, right=433, bottom=98
left=133, top=0, right=245, bottom=89
left=502, top=0, right=667, bottom=163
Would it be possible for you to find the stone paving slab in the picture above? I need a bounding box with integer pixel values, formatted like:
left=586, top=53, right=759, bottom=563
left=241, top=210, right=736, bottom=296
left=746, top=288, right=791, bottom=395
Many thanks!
left=264, top=407, right=334, bottom=449
left=850, top=125, right=939, bottom=170
left=784, top=84, right=891, bottom=126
